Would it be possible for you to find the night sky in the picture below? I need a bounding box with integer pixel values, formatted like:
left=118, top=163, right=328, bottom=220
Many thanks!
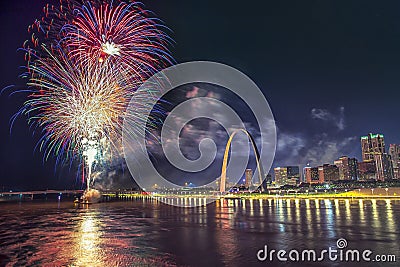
left=1, top=0, right=400, bottom=190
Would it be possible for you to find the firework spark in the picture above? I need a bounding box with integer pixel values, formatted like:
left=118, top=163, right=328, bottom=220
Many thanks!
left=16, top=0, right=173, bottom=189
left=24, top=1, right=172, bottom=84
left=62, top=1, right=172, bottom=76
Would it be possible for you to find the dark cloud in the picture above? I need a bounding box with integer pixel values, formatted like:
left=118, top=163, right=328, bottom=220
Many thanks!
left=311, top=107, right=345, bottom=131
left=275, top=107, right=358, bottom=170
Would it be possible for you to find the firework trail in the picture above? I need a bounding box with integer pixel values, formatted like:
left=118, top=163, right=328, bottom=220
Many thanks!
left=17, top=0, right=173, bottom=190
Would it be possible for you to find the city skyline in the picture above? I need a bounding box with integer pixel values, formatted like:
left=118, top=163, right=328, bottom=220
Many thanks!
left=274, top=132, right=400, bottom=186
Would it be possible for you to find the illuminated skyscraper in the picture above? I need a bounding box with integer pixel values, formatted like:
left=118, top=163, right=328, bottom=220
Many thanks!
left=287, top=166, right=300, bottom=185
left=358, top=161, right=376, bottom=180
left=274, top=166, right=300, bottom=186
left=360, top=133, right=393, bottom=181
left=245, top=169, right=253, bottom=188
left=373, top=153, right=393, bottom=181
left=334, top=156, right=358, bottom=180
left=389, top=144, right=400, bottom=179
left=305, top=166, right=320, bottom=184
left=318, top=164, right=339, bottom=183
left=274, top=167, right=288, bottom=186
left=361, top=133, right=385, bottom=161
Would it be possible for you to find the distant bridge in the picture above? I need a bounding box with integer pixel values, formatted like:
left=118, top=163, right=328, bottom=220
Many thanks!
left=0, top=190, right=83, bottom=198
left=0, top=190, right=84, bottom=195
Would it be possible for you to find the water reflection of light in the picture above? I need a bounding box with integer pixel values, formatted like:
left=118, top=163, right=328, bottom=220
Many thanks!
left=385, top=199, right=391, bottom=209
left=215, top=202, right=239, bottom=265
left=250, top=199, right=254, bottom=216
left=314, top=200, right=321, bottom=229
left=279, top=223, right=285, bottom=233
left=359, top=200, right=364, bottom=222
left=286, top=199, right=292, bottom=222
left=295, top=199, right=300, bottom=223
left=74, top=213, right=103, bottom=267
left=371, top=199, right=381, bottom=229
left=314, top=199, right=319, bottom=209
left=371, top=199, right=377, bottom=211
left=345, top=199, right=351, bottom=220
left=216, top=199, right=234, bottom=229
left=385, top=200, right=395, bottom=232
left=259, top=199, right=264, bottom=216
left=334, top=199, right=340, bottom=222
left=305, top=199, right=312, bottom=232
left=278, top=199, right=284, bottom=220
left=324, top=200, right=335, bottom=238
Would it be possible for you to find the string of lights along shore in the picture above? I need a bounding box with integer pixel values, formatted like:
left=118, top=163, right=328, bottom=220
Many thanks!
left=272, top=133, right=400, bottom=187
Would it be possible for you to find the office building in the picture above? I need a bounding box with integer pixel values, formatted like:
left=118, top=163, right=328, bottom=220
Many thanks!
left=318, top=164, right=340, bottom=183
left=373, top=153, right=393, bottom=181
left=274, top=166, right=300, bottom=186
left=361, top=133, right=385, bottom=161
left=274, top=167, right=288, bottom=186
left=287, top=166, right=301, bottom=185
left=360, top=133, right=393, bottom=181
left=245, top=169, right=253, bottom=188
left=389, top=144, right=400, bottom=179
left=358, top=161, right=376, bottom=181
left=334, top=156, right=358, bottom=180
left=305, top=166, right=320, bottom=184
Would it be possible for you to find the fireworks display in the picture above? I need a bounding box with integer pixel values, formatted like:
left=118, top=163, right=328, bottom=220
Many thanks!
left=17, top=0, right=172, bottom=192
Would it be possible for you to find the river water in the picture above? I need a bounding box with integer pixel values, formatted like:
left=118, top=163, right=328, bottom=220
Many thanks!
left=0, top=198, right=399, bottom=266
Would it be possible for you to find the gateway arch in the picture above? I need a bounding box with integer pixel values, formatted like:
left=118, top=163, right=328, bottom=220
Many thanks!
left=219, top=129, right=265, bottom=193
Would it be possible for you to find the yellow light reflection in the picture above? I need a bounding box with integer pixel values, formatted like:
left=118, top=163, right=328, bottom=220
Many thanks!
left=359, top=199, right=364, bottom=222
left=385, top=200, right=395, bottom=232
left=295, top=199, right=300, bottom=223
left=305, top=199, right=312, bottom=233
left=73, top=213, right=103, bottom=267
left=371, top=199, right=381, bottom=229
left=314, top=199, right=321, bottom=227
left=286, top=199, right=292, bottom=221
left=314, top=199, right=320, bottom=209
left=334, top=199, right=340, bottom=221
left=259, top=199, right=264, bottom=217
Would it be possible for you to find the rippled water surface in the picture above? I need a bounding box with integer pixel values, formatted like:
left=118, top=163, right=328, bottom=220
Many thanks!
left=0, top=198, right=399, bottom=266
